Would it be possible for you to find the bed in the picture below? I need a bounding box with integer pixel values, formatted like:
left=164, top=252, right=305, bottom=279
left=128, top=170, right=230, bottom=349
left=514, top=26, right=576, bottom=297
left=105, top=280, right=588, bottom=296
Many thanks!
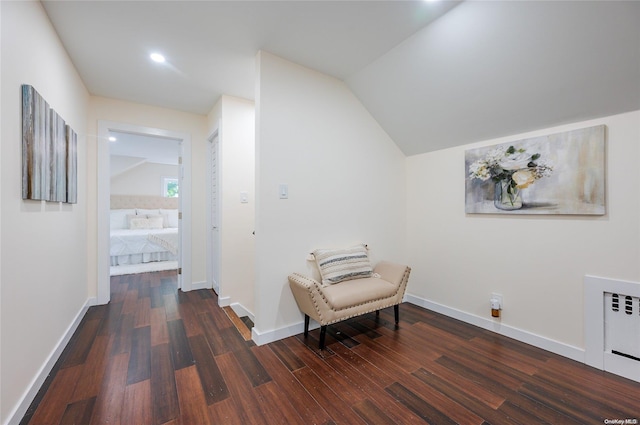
left=110, top=195, right=179, bottom=267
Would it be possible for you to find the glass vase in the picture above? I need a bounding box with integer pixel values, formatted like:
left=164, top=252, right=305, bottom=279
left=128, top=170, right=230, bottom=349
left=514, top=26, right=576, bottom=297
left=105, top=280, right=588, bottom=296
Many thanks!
left=494, top=180, right=522, bottom=210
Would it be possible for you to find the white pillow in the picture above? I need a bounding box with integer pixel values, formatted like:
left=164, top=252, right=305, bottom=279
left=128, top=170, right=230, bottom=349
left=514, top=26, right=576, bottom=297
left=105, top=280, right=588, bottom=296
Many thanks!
left=110, top=209, right=135, bottom=230
left=312, top=244, right=373, bottom=286
left=160, top=209, right=179, bottom=228
left=147, top=215, right=164, bottom=229
left=137, top=208, right=160, bottom=216
left=129, top=217, right=151, bottom=230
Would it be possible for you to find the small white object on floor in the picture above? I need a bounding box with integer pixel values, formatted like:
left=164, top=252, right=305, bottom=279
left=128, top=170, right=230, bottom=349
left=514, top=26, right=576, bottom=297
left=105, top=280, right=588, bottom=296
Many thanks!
left=110, top=261, right=178, bottom=276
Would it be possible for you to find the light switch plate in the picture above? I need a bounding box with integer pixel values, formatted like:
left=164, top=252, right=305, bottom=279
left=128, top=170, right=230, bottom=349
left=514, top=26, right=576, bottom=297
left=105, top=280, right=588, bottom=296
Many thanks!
left=279, top=184, right=288, bottom=199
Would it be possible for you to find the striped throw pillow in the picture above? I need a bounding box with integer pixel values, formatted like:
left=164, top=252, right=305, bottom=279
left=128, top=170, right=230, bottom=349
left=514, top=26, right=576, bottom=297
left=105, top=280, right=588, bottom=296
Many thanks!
left=313, top=244, right=373, bottom=285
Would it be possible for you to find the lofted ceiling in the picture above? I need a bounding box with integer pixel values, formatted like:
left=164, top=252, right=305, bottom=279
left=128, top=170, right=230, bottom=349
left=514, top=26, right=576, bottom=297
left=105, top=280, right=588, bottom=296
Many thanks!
left=42, top=1, right=640, bottom=156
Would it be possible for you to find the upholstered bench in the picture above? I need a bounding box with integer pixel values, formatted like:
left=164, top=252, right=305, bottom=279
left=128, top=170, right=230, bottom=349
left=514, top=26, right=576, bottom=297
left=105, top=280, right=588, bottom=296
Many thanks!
left=288, top=245, right=411, bottom=349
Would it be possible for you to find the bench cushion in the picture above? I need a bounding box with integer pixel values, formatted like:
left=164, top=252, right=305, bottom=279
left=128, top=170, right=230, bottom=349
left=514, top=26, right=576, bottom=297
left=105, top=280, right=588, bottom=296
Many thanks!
left=321, top=277, right=397, bottom=310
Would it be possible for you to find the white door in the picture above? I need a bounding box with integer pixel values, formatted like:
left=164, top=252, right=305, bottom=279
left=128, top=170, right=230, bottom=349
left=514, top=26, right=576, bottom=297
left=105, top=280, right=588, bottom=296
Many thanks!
left=209, top=134, right=221, bottom=293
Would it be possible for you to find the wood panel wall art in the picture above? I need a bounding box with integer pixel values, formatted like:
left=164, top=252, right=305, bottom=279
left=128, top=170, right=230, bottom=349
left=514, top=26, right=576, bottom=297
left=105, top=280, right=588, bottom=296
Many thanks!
left=22, top=84, right=77, bottom=203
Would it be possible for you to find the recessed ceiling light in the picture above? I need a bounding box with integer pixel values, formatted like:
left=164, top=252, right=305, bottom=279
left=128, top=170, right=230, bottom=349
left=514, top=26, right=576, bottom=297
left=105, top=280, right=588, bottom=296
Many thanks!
left=150, top=53, right=166, bottom=63
left=108, top=136, right=117, bottom=142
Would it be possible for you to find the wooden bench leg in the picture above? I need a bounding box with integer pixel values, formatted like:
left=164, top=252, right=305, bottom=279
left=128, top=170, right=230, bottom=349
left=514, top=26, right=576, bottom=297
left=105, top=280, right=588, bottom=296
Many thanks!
left=394, top=304, right=399, bottom=324
left=319, top=325, right=327, bottom=350
left=304, top=315, right=310, bottom=337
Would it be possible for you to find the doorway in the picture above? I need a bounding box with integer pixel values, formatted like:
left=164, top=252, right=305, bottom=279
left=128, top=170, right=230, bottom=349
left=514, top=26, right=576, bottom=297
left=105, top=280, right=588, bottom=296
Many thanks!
left=97, top=120, right=192, bottom=305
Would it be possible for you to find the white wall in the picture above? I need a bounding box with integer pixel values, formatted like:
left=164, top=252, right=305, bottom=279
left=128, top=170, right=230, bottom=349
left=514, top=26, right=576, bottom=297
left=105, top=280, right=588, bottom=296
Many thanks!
left=86, top=96, right=209, bottom=290
left=207, top=95, right=256, bottom=315
left=406, top=111, right=640, bottom=351
left=111, top=161, right=178, bottom=196
left=0, top=2, right=90, bottom=423
left=253, top=51, right=407, bottom=343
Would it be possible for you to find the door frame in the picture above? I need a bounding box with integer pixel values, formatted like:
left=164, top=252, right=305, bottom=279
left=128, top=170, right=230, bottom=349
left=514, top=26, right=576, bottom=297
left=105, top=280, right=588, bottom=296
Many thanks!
left=206, top=127, right=221, bottom=294
left=97, top=120, right=192, bottom=304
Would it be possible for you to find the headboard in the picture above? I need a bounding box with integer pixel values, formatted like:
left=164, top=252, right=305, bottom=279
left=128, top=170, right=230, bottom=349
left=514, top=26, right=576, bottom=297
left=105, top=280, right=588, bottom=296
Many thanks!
left=110, top=195, right=179, bottom=210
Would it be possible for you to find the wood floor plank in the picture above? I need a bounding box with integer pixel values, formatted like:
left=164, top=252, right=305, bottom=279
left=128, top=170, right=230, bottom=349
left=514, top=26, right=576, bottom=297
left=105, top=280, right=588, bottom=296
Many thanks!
left=134, top=297, right=151, bottom=328
left=437, top=356, right=583, bottom=425
left=252, top=380, right=306, bottom=424
left=357, top=323, right=443, bottom=364
left=415, top=358, right=504, bottom=410
left=121, top=380, right=152, bottom=425
left=342, top=317, right=383, bottom=340
left=202, top=297, right=233, bottom=329
left=385, top=381, right=460, bottom=425
left=150, top=307, right=169, bottom=346
left=222, top=306, right=252, bottom=341
left=29, top=365, right=83, bottom=425
left=175, top=366, right=212, bottom=425
left=150, top=286, right=165, bottom=309
left=329, top=341, right=396, bottom=388
left=465, top=336, right=543, bottom=376
left=518, top=380, right=628, bottom=424
left=215, top=352, right=267, bottom=425
left=292, top=366, right=367, bottom=424
left=323, top=345, right=426, bottom=424
left=208, top=399, right=246, bottom=425
left=179, top=296, right=204, bottom=337
left=252, top=345, right=333, bottom=425
left=282, top=336, right=367, bottom=405
left=188, top=334, right=230, bottom=405
left=121, top=289, right=139, bottom=316
left=411, top=367, right=514, bottom=424
left=71, top=335, right=112, bottom=402
left=394, top=367, right=485, bottom=425
left=352, top=398, right=396, bottom=425
left=351, top=338, right=421, bottom=377
left=164, top=293, right=180, bottom=321
left=269, top=339, right=306, bottom=372
left=97, top=302, right=123, bottom=336
left=232, top=346, right=272, bottom=387
left=439, top=351, right=525, bottom=392
left=167, top=319, right=194, bottom=370
left=89, top=352, right=129, bottom=425
left=150, top=343, right=180, bottom=425
left=538, top=357, right=640, bottom=411
left=110, top=314, right=134, bottom=356
left=59, top=397, right=96, bottom=425
left=127, top=326, right=151, bottom=385
left=199, top=311, right=233, bottom=356
left=60, top=318, right=102, bottom=369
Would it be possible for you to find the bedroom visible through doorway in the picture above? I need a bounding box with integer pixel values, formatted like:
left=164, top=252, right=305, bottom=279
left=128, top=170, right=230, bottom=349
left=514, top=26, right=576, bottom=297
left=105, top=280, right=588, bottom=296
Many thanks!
left=108, top=131, right=182, bottom=277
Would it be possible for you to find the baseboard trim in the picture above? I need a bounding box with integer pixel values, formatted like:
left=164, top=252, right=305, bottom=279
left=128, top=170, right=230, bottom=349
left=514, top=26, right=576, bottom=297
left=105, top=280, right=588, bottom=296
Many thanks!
left=251, top=319, right=320, bottom=346
left=6, top=297, right=97, bottom=425
left=404, top=293, right=585, bottom=363
left=218, top=295, right=231, bottom=307
left=248, top=295, right=584, bottom=363
left=190, top=280, right=210, bottom=291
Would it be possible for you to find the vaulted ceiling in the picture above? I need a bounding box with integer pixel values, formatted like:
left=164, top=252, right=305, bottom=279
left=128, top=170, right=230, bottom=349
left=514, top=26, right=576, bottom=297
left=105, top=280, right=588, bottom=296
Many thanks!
left=42, top=1, right=640, bottom=155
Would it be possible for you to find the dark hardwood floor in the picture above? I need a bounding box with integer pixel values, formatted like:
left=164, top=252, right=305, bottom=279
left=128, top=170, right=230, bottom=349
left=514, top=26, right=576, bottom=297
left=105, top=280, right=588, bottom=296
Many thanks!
left=20, top=271, right=640, bottom=424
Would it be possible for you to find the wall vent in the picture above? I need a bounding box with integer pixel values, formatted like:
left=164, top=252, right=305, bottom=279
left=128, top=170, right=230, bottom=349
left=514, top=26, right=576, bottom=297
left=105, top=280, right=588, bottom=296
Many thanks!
left=604, top=292, right=640, bottom=362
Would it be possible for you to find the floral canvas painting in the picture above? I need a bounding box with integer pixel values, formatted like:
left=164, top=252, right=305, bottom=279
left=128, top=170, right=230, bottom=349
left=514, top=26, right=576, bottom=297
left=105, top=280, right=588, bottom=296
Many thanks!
left=465, top=125, right=605, bottom=215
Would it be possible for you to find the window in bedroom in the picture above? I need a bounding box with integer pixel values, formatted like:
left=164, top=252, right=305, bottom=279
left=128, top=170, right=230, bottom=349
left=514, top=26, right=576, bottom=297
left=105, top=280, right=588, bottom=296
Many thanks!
left=163, top=177, right=179, bottom=198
